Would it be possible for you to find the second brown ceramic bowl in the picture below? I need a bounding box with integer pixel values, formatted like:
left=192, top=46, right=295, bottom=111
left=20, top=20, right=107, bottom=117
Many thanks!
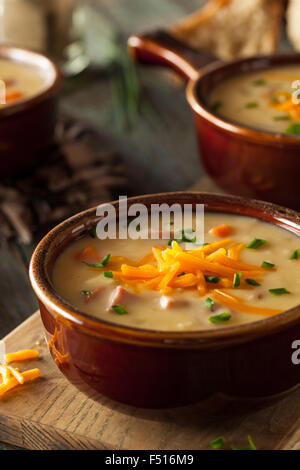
left=0, top=46, right=62, bottom=176
left=29, top=192, right=300, bottom=409
left=128, top=31, right=300, bottom=209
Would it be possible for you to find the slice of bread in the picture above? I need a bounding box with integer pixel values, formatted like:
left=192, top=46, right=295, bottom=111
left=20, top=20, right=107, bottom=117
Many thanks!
left=286, top=0, right=300, bottom=51
left=171, top=0, right=284, bottom=60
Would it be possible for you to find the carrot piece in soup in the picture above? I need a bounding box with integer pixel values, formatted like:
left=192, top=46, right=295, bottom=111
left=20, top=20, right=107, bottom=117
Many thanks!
left=75, top=247, right=102, bottom=264
left=209, top=224, right=233, bottom=237
left=5, top=90, right=24, bottom=103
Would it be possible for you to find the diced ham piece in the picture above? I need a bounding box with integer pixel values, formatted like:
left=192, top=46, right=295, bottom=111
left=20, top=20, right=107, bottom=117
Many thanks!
left=107, top=286, right=135, bottom=311
left=83, top=287, right=104, bottom=303
left=160, top=295, right=189, bottom=310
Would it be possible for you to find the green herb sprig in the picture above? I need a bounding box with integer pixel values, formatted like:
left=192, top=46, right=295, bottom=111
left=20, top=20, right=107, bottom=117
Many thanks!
left=285, top=123, right=300, bottom=135
left=82, top=253, right=111, bottom=268
left=205, top=297, right=215, bottom=309
left=204, top=275, right=220, bottom=284
left=168, top=230, right=196, bottom=246
left=233, top=272, right=241, bottom=288
left=269, top=288, right=290, bottom=295
left=111, top=304, right=128, bottom=315
left=290, top=248, right=300, bottom=260
left=245, top=278, right=260, bottom=286
left=252, top=78, right=266, bottom=86
left=209, top=436, right=226, bottom=449
left=246, top=238, right=266, bottom=249
left=108, top=34, right=162, bottom=131
left=209, top=312, right=231, bottom=323
left=246, top=102, right=259, bottom=109
left=104, top=271, right=113, bottom=278
left=261, top=261, right=275, bottom=268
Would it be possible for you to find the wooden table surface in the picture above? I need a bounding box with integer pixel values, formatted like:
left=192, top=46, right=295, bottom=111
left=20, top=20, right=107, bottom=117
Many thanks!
left=0, top=0, right=206, bottom=450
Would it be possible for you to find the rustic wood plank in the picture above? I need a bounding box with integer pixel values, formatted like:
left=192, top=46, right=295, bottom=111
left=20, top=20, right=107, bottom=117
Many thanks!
left=0, top=241, right=37, bottom=338
left=0, top=312, right=299, bottom=450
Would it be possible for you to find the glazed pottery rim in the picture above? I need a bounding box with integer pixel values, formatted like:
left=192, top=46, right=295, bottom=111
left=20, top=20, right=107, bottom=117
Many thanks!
left=186, top=52, right=300, bottom=146
left=0, top=45, right=63, bottom=118
left=29, top=192, right=300, bottom=346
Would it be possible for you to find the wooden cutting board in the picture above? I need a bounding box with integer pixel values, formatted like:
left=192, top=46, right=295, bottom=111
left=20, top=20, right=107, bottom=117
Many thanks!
left=0, top=311, right=299, bottom=450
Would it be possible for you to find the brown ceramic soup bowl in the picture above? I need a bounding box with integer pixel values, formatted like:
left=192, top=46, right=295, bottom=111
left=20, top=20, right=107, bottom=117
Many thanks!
left=0, top=46, right=62, bottom=176
left=128, top=32, right=300, bottom=209
left=29, top=192, right=300, bottom=409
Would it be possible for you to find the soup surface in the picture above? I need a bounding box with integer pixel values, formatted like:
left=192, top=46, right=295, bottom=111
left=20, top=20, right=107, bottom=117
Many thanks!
left=0, top=59, right=45, bottom=106
left=209, top=65, right=300, bottom=134
left=52, top=213, right=300, bottom=331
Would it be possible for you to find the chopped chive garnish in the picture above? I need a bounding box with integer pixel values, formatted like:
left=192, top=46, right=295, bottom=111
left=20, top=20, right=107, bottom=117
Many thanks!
left=204, top=275, right=220, bottom=284
left=261, top=261, right=275, bottom=268
left=233, top=272, right=241, bottom=288
left=136, top=223, right=140, bottom=232
left=248, top=436, right=257, bottom=450
left=246, top=101, right=258, bottom=108
left=252, top=78, right=266, bottom=86
left=211, top=100, right=222, bottom=112
left=245, top=278, right=260, bottom=286
left=169, top=221, right=174, bottom=225
left=104, top=271, right=113, bottom=278
left=82, top=253, right=111, bottom=268
left=231, top=435, right=257, bottom=451
left=246, top=238, right=266, bottom=249
left=101, top=254, right=111, bottom=265
left=88, top=226, right=97, bottom=238
left=81, top=290, right=91, bottom=297
left=111, top=304, right=128, bottom=315
left=273, top=115, right=291, bottom=121
left=209, top=436, right=226, bottom=449
left=177, top=271, right=185, bottom=277
left=209, top=312, right=231, bottom=323
left=285, top=123, right=300, bottom=135
left=290, top=248, right=300, bottom=260
left=205, top=297, right=215, bottom=309
left=182, top=230, right=196, bottom=242
left=168, top=229, right=196, bottom=246
left=269, top=288, right=290, bottom=295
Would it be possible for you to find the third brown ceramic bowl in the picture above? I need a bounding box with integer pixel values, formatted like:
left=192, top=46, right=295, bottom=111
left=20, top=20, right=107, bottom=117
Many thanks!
left=0, top=45, right=62, bottom=176
left=29, top=192, right=300, bottom=409
left=128, top=31, right=300, bottom=209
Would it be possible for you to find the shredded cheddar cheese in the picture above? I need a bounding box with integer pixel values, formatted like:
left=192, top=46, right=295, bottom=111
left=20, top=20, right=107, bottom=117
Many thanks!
left=5, top=349, right=39, bottom=363
left=269, top=91, right=300, bottom=120
left=0, top=369, right=41, bottom=397
left=0, top=346, right=40, bottom=398
left=81, top=238, right=283, bottom=318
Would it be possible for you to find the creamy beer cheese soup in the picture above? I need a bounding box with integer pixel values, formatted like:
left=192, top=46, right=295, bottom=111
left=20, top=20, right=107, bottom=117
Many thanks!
left=0, top=59, right=45, bottom=106
left=52, top=213, right=300, bottom=331
left=209, top=66, right=300, bottom=134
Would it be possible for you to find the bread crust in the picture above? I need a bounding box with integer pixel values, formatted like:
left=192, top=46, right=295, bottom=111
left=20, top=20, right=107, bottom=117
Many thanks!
left=286, top=0, right=300, bottom=51
left=171, top=0, right=284, bottom=60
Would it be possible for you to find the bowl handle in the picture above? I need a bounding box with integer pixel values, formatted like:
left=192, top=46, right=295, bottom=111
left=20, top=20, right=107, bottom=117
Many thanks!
left=128, top=29, right=217, bottom=81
